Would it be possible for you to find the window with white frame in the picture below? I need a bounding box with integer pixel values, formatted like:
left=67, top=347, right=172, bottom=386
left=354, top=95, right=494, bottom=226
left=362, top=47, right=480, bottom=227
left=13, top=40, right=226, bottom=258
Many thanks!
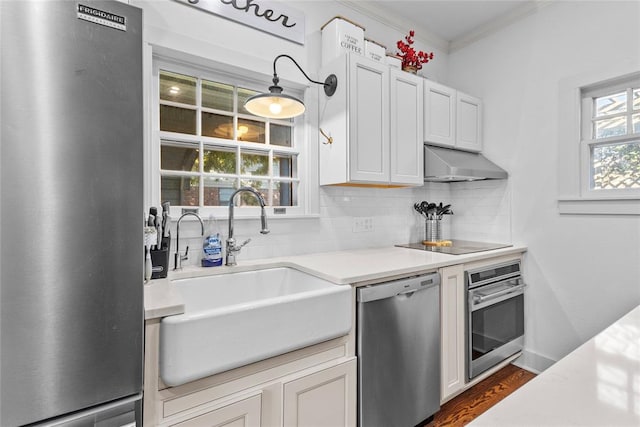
left=581, top=75, right=640, bottom=194
left=154, top=60, right=304, bottom=215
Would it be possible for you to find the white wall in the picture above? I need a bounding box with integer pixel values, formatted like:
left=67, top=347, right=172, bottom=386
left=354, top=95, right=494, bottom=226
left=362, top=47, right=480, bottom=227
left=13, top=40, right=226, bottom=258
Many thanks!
left=447, top=0, right=640, bottom=370
left=135, top=0, right=640, bottom=371
left=134, top=0, right=463, bottom=263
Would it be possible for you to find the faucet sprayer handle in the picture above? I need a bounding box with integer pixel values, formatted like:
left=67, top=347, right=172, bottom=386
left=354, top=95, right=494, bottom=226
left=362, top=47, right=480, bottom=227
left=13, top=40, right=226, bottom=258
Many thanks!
left=227, top=237, right=251, bottom=253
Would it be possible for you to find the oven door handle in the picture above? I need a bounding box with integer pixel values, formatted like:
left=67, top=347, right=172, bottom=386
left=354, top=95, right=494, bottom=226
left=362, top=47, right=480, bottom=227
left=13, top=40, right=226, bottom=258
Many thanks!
left=472, top=283, right=526, bottom=306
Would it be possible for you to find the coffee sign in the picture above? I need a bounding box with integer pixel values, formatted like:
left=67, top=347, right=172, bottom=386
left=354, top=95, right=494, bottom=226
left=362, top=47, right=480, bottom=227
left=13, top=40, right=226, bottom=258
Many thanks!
left=174, top=0, right=305, bottom=45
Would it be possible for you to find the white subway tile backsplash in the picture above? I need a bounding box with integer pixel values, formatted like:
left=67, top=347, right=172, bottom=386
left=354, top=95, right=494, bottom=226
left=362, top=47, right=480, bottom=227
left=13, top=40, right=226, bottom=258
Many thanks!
left=171, top=180, right=512, bottom=267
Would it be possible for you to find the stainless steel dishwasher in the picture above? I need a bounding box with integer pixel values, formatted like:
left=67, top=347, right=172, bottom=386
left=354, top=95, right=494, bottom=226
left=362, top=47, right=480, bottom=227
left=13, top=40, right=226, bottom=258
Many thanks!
left=357, top=272, right=441, bottom=427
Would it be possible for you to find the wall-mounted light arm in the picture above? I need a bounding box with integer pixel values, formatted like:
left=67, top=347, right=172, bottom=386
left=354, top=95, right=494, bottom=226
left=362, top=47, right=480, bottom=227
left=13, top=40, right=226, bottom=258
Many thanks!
left=244, top=54, right=338, bottom=119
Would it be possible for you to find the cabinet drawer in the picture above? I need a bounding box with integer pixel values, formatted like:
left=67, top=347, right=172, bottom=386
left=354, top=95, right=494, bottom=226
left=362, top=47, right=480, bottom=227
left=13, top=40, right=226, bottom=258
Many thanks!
left=169, top=394, right=261, bottom=427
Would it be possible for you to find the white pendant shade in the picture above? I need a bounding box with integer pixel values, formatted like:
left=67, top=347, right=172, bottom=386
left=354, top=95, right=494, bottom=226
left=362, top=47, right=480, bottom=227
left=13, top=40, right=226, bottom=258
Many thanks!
left=244, top=92, right=305, bottom=119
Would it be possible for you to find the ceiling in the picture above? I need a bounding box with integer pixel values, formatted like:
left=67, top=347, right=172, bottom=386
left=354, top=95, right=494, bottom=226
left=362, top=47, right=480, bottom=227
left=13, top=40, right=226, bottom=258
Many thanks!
left=338, top=0, right=549, bottom=52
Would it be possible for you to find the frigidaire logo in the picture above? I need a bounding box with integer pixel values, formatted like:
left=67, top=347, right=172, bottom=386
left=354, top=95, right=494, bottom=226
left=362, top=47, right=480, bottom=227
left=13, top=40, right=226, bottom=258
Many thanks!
left=77, top=4, right=127, bottom=30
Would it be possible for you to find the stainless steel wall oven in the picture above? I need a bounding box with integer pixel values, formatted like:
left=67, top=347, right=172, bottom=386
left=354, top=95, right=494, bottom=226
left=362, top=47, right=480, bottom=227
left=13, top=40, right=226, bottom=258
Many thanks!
left=466, top=260, right=526, bottom=380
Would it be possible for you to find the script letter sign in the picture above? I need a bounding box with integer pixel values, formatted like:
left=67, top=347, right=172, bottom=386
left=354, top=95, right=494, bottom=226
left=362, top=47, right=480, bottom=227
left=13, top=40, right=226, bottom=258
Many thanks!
left=174, top=0, right=305, bottom=45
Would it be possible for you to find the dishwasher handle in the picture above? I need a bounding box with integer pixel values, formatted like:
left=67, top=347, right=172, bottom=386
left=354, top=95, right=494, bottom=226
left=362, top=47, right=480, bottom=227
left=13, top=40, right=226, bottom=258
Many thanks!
left=357, top=273, right=440, bottom=303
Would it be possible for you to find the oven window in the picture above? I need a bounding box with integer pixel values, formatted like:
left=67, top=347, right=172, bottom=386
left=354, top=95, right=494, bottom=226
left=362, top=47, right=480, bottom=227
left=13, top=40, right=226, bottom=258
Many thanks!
left=471, top=294, right=524, bottom=361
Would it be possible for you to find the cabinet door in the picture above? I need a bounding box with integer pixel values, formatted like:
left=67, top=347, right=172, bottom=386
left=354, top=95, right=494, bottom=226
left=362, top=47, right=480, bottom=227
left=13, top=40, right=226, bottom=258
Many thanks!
left=390, top=69, right=424, bottom=185
left=170, top=394, right=261, bottom=427
left=348, top=56, right=389, bottom=183
left=456, top=92, right=482, bottom=152
left=440, top=264, right=466, bottom=403
left=423, top=80, right=456, bottom=147
left=283, top=359, right=357, bottom=427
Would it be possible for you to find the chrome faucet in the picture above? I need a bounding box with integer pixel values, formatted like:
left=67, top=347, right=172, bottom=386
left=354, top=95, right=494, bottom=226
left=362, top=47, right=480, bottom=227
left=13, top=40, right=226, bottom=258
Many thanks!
left=174, top=212, right=205, bottom=270
left=226, top=187, right=270, bottom=266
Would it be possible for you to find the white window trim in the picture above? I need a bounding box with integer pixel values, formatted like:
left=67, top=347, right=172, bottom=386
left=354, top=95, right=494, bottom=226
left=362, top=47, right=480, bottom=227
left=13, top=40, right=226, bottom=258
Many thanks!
left=147, top=52, right=320, bottom=221
left=557, top=61, right=640, bottom=215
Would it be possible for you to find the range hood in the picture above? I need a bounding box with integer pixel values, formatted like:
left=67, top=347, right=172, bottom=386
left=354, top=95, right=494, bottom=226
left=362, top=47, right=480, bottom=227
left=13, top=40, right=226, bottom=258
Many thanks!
left=424, top=145, right=508, bottom=182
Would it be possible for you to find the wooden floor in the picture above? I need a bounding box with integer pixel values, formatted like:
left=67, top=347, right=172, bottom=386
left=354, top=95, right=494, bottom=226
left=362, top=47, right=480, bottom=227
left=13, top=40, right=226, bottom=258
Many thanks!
left=422, top=364, right=536, bottom=427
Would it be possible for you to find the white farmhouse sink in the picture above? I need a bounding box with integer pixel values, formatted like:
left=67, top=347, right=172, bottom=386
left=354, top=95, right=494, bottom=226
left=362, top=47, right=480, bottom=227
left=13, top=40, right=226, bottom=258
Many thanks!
left=160, top=267, right=352, bottom=387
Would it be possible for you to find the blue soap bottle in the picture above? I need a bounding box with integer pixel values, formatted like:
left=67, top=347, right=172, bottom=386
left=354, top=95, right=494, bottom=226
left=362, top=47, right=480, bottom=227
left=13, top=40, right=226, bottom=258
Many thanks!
left=202, top=215, right=222, bottom=267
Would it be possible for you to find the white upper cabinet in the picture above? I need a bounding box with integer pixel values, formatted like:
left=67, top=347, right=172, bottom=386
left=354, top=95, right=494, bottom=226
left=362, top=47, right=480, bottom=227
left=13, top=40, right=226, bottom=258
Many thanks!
left=456, top=92, right=482, bottom=152
left=424, top=81, right=456, bottom=147
left=348, top=54, right=389, bottom=183
left=319, top=53, right=423, bottom=186
left=424, top=80, right=482, bottom=152
left=390, top=68, right=424, bottom=185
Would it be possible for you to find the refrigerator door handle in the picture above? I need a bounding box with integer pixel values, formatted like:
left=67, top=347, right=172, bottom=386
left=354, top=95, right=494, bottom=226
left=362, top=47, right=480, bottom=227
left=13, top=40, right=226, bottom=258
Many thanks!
left=40, top=394, right=142, bottom=427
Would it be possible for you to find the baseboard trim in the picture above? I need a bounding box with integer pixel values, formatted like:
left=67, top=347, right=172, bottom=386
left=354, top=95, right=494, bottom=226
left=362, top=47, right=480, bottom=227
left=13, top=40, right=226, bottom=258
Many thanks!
left=512, top=349, right=556, bottom=374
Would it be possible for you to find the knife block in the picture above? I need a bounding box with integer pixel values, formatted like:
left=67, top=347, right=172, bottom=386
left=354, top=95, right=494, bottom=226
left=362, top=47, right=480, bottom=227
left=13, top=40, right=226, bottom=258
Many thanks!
left=150, top=236, right=170, bottom=279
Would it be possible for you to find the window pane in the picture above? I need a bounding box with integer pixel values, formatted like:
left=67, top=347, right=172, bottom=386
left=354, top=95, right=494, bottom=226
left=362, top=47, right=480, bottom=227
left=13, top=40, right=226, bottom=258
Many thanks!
left=239, top=180, right=268, bottom=205
left=160, top=105, right=196, bottom=134
left=241, top=151, right=269, bottom=176
left=203, top=146, right=236, bottom=174
left=634, top=114, right=640, bottom=134
left=634, top=89, right=640, bottom=111
left=594, top=117, right=627, bottom=139
left=161, top=143, right=199, bottom=172
left=156, top=66, right=301, bottom=211
left=237, top=118, right=265, bottom=143
left=237, top=87, right=259, bottom=115
left=160, top=71, right=196, bottom=105
left=595, top=91, right=626, bottom=117
left=202, top=80, right=234, bottom=111
left=203, top=177, right=237, bottom=206
left=270, top=123, right=292, bottom=147
left=161, top=176, right=199, bottom=206
left=273, top=181, right=296, bottom=207
left=273, top=153, right=296, bottom=178
left=202, top=112, right=234, bottom=139
left=591, top=141, right=640, bottom=189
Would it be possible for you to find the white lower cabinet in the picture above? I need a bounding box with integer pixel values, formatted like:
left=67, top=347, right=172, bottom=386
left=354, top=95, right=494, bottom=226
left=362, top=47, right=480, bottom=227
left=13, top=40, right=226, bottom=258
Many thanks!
left=170, top=394, right=262, bottom=427
left=159, top=360, right=356, bottom=427
left=144, top=313, right=357, bottom=427
left=439, top=264, right=466, bottom=403
left=283, top=359, right=357, bottom=427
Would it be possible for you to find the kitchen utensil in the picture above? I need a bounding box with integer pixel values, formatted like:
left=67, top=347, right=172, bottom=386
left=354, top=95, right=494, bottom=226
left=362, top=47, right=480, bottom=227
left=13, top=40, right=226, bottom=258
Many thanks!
left=162, top=202, right=171, bottom=238
left=144, top=227, right=157, bottom=282
left=427, top=203, right=437, bottom=219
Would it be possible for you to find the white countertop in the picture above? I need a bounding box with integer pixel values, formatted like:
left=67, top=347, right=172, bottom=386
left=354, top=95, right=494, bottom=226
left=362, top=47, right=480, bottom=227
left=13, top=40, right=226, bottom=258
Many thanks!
left=144, top=244, right=526, bottom=320
left=282, top=245, right=526, bottom=285
left=469, top=305, right=640, bottom=426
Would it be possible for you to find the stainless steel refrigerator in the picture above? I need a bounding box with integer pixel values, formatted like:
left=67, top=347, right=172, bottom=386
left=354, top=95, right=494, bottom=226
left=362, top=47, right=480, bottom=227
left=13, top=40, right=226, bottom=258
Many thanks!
left=1, top=1, right=144, bottom=426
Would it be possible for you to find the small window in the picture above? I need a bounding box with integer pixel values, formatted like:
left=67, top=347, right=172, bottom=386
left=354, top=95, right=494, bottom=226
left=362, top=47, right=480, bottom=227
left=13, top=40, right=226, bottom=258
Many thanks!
left=154, top=62, right=302, bottom=214
left=581, top=76, right=640, bottom=193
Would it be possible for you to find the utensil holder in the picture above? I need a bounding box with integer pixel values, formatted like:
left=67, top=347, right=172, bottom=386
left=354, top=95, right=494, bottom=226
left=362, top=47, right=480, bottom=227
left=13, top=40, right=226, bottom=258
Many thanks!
left=425, top=219, right=441, bottom=242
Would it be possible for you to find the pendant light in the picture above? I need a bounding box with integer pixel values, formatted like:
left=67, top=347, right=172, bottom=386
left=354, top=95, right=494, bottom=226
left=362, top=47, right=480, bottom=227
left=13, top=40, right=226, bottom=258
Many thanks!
left=244, top=54, right=338, bottom=119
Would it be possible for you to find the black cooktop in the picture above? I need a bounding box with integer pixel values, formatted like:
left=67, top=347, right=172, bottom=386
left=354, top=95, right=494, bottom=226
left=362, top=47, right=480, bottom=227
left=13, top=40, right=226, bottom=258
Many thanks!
left=395, top=240, right=512, bottom=255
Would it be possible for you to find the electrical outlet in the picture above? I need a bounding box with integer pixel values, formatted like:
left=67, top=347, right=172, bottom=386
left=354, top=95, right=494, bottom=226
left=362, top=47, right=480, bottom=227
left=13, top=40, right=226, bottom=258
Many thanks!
left=352, top=216, right=374, bottom=233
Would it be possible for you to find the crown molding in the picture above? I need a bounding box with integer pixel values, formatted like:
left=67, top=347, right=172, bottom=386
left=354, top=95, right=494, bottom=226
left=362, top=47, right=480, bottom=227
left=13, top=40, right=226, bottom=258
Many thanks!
left=336, top=0, right=555, bottom=55
left=335, top=0, right=450, bottom=53
left=450, top=0, right=555, bottom=53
